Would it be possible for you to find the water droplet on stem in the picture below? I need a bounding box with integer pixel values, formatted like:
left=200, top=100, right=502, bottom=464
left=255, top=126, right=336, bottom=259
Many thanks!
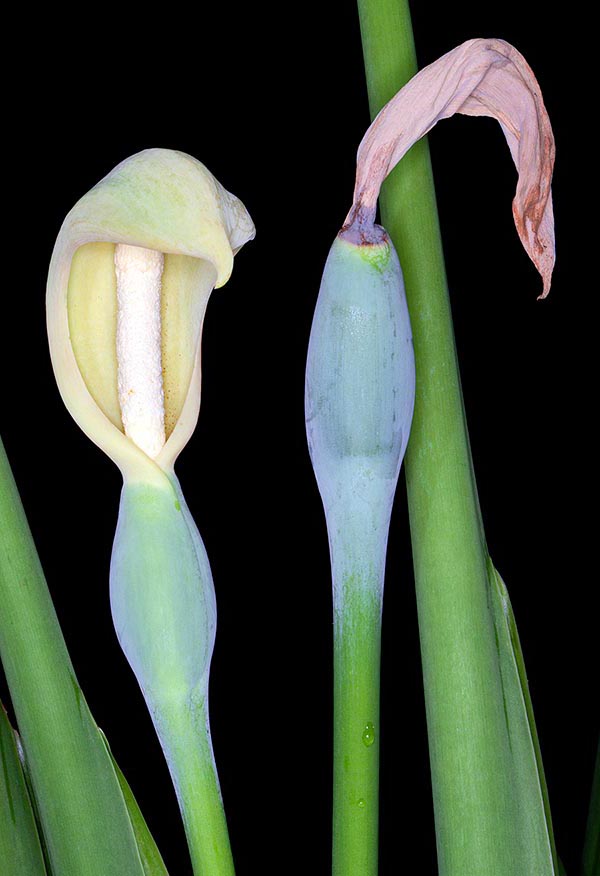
left=362, top=722, right=375, bottom=747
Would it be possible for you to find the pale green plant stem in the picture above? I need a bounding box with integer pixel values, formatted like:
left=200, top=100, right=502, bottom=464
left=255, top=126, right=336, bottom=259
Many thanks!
left=356, top=2, right=558, bottom=873
left=150, top=689, right=235, bottom=876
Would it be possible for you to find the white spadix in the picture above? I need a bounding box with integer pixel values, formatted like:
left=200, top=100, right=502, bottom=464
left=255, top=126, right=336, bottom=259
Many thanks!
left=114, top=243, right=166, bottom=459
left=47, top=147, right=255, bottom=482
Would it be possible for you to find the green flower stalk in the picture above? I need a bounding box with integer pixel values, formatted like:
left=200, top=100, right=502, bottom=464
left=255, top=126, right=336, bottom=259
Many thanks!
left=46, top=149, right=254, bottom=876
left=307, top=36, right=555, bottom=876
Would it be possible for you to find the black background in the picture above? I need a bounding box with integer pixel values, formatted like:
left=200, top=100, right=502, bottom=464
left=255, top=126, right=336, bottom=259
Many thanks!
left=1, top=3, right=595, bottom=875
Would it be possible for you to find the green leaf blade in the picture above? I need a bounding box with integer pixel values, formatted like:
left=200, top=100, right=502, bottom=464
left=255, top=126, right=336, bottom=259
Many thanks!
left=488, top=562, right=559, bottom=873
left=582, top=739, right=600, bottom=876
left=0, top=436, right=147, bottom=876
left=0, top=703, right=47, bottom=876
left=99, top=729, right=169, bottom=876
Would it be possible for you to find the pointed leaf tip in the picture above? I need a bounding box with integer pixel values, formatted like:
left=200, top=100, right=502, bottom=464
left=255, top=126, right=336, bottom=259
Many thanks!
left=348, top=38, right=555, bottom=297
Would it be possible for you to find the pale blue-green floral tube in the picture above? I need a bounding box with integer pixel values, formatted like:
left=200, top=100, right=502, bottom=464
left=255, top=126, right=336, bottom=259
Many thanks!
left=110, top=475, right=215, bottom=708
left=305, top=224, right=415, bottom=876
left=110, top=472, right=233, bottom=875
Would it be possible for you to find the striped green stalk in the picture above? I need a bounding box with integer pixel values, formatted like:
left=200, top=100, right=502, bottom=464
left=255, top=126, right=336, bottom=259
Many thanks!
left=356, top=2, right=559, bottom=873
left=45, top=149, right=254, bottom=876
left=0, top=435, right=149, bottom=876
left=305, top=229, right=415, bottom=875
left=0, top=703, right=47, bottom=875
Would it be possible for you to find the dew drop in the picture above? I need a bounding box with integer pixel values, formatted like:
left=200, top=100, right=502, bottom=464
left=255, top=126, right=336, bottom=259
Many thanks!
left=357, top=798, right=366, bottom=809
left=362, top=722, right=376, bottom=747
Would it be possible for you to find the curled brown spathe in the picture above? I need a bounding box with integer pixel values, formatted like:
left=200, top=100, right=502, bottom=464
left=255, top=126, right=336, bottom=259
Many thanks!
left=346, top=38, right=555, bottom=297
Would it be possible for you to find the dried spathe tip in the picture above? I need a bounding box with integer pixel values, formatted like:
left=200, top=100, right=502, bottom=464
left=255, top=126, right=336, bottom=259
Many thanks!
left=345, top=38, right=555, bottom=297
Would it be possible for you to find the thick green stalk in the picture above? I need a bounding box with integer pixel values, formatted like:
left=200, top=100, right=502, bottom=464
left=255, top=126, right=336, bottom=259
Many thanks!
left=356, top=3, right=557, bottom=873
left=0, top=436, right=146, bottom=876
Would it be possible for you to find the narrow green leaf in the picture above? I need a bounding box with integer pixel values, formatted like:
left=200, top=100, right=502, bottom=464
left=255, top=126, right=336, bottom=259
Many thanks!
left=12, top=728, right=53, bottom=874
left=0, top=703, right=47, bottom=876
left=582, top=739, right=600, bottom=876
left=0, top=436, right=146, bottom=876
left=98, top=730, right=169, bottom=876
left=488, top=562, right=559, bottom=872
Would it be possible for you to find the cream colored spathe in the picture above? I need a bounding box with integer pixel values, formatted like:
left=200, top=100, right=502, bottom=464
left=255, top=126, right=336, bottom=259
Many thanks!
left=46, top=148, right=255, bottom=484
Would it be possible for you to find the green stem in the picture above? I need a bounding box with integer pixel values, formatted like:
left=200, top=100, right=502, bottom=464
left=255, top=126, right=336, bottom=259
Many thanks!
left=333, top=584, right=381, bottom=876
left=151, top=689, right=235, bottom=876
left=0, top=436, right=145, bottom=876
left=357, top=3, right=557, bottom=873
